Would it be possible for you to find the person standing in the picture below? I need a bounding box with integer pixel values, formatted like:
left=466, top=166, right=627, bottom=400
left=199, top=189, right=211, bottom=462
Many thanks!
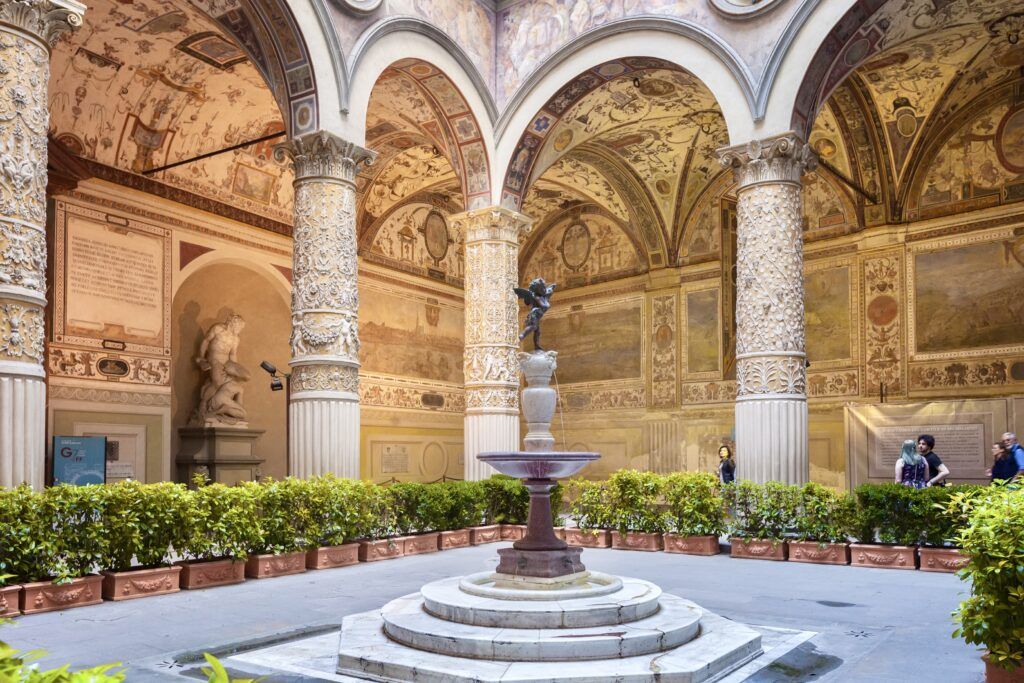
left=917, top=434, right=949, bottom=487
left=895, top=439, right=929, bottom=488
left=1002, top=433, right=1024, bottom=479
left=718, top=445, right=736, bottom=484
left=987, top=442, right=1020, bottom=483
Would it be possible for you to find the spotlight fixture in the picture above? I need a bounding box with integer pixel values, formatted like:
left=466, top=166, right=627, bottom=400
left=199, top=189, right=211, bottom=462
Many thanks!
left=260, top=360, right=287, bottom=391
left=260, top=360, right=277, bottom=374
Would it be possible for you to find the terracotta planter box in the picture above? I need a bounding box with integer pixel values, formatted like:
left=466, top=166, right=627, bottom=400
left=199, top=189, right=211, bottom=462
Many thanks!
left=985, top=655, right=1024, bottom=682
left=611, top=531, right=663, bottom=551
left=564, top=528, right=611, bottom=548
left=359, top=537, right=404, bottom=562
left=730, top=538, right=788, bottom=561
left=919, top=547, right=969, bottom=573
left=663, top=534, right=720, bottom=556
left=553, top=527, right=566, bottom=541
left=439, top=529, right=470, bottom=550
left=21, top=575, right=103, bottom=615
left=244, top=551, right=307, bottom=579
left=0, top=585, right=20, bottom=617
left=306, top=543, right=360, bottom=570
left=469, top=525, right=502, bottom=545
left=788, top=541, right=850, bottom=565
left=404, top=532, right=440, bottom=556
left=178, top=558, right=245, bottom=590
left=101, top=566, right=182, bottom=601
left=850, top=543, right=918, bottom=570
left=500, top=524, right=527, bottom=541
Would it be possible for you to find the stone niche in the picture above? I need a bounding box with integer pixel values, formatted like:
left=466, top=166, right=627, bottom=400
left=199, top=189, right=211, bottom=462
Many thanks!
left=845, top=397, right=1024, bottom=486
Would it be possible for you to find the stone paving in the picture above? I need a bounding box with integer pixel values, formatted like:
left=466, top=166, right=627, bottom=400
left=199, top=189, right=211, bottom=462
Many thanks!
left=2, top=543, right=982, bottom=682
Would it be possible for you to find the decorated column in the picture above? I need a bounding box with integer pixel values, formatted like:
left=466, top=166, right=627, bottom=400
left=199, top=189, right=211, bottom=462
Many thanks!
left=453, top=206, right=532, bottom=481
left=277, top=132, right=375, bottom=479
left=718, top=133, right=815, bottom=484
left=0, top=0, right=84, bottom=489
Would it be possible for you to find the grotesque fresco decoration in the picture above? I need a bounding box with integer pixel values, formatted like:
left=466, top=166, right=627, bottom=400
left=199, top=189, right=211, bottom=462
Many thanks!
left=541, top=299, right=642, bottom=384
left=913, top=240, right=1024, bottom=355
left=361, top=146, right=455, bottom=218
left=48, top=0, right=294, bottom=225
left=523, top=212, right=643, bottom=289
left=367, top=202, right=463, bottom=284
left=685, top=289, right=720, bottom=375
left=360, top=287, right=463, bottom=385
left=805, top=267, right=852, bottom=362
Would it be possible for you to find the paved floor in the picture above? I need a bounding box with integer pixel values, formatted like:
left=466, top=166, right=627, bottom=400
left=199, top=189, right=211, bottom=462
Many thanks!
left=2, top=543, right=982, bottom=682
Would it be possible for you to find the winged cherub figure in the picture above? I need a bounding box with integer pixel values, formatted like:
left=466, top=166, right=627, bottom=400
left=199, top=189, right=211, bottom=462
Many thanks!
left=514, top=278, right=557, bottom=350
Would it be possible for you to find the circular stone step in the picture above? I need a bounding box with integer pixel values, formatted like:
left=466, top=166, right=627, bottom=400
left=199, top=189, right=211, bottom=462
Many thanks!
left=382, top=593, right=701, bottom=661
left=422, top=575, right=662, bottom=628
left=459, top=571, right=623, bottom=601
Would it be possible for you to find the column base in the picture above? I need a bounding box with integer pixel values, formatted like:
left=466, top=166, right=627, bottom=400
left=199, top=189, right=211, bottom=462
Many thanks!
left=289, top=394, right=359, bottom=479
left=735, top=397, right=808, bottom=484
left=464, top=413, right=518, bottom=481
left=0, top=375, right=45, bottom=489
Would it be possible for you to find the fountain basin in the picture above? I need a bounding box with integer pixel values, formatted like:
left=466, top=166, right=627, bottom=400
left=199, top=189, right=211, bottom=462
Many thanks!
left=477, top=450, right=598, bottom=479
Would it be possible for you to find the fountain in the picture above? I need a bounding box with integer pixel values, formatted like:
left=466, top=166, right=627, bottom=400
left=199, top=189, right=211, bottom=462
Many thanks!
left=333, top=348, right=765, bottom=681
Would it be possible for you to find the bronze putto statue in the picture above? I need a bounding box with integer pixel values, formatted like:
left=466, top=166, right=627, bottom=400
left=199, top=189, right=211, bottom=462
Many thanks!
left=514, top=278, right=556, bottom=351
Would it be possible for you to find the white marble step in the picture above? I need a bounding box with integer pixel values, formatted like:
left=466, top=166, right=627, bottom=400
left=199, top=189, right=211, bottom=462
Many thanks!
left=381, top=592, right=700, bottom=661
left=338, top=600, right=762, bottom=682
left=421, top=575, right=662, bottom=628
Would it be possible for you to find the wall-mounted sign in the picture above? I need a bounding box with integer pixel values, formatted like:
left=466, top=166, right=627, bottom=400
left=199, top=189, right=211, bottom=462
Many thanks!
left=52, top=436, right=107, bottom=486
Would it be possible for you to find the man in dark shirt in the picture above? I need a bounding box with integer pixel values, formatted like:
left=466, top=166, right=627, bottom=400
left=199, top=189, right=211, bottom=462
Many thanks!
left=917, top=434, right=949, bottom=487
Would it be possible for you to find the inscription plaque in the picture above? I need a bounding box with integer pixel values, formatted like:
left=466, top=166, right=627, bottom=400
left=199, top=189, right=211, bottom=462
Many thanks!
left=381, top=445, right=410, bottom=474
left=869, top=423, right=987, bottom=480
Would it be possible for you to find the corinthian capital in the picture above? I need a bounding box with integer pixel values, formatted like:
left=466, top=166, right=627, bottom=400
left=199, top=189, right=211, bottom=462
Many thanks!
left=718, top=132, right=817, bottom=189
left=451, top=206, right=533, bottom=245
left=275, top=131, right=376, bottom=184
left=0, top=0, right=85, bottom=48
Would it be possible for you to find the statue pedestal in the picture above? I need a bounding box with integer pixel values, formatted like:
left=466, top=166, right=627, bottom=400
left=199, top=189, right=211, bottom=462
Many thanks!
left=177, top=427, right=265, bottom=484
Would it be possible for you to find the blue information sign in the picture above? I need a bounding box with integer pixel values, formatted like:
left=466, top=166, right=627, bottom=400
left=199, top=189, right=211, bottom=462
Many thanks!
left=52, top=436, right=107, bottom=486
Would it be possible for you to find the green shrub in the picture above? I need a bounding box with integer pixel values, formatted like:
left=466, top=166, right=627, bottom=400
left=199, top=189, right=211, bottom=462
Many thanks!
left=0, top=640, right=124, bottom=682
left=434, top=481, right=486, bottom=531
left=852, top=483, right=927, bottom=545
left=951, top=485, right=1024, bottom=670
left=725, top=481, right=798, bottom=541
left=303, top=476, right=380, bottom=547
left=663, top=472, right=726, bottom=537
left=102, top=481, right=189, bottom=571
left=244, top=478, right=309, bottom=554
left=179, top=482, right=261, bottom=561
left=387, top=482, right=437, bottom=534
left=38, top=485, right=109, bottom=583
left=480, top=475, right=529, bottom=524
left=0, top=485, right=41, bottom=583
left=919, top=485, right=983, bottom=548
left=566, top=478, right=613, bottom=531
left=793, top=482, right=855, bottom=543
left=604, top=470, right=666, bottom=534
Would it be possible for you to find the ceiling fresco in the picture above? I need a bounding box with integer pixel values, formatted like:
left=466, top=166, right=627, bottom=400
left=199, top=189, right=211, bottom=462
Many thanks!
left=366, top=200, right=465, bottom=286
left=49, top=0, right=293, bottom=224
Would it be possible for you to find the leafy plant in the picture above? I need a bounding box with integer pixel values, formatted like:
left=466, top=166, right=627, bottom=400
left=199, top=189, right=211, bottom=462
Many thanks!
left=302, top=476, right=380, bottom=547
left=480, top=475, right=530, bottom=524
left=566, top=478, right=613, bottom=531
left=434, top=481, right=486, bottom=531
left=179, top=482, right=261, bottom=562
left=793, top=482, right=855, bottom=543
left=663, top=472, right=726, bottom=537
left=604, top=470, right=666, bottom=534
left=0, top=639, right=125, bottom=682
left=37, top=485, right=109, bottom=583
left=102, top=481, right=189, bottom=571
left=0, top=485, right=42, bottom=583
left=243, top=478, right=308, bottom=554
left=951, top=485, right=1024, bottom=671
left=852, top=483, right=926, bottom=545
left=725, top=481, right=798, bottom=541
left=919, top=484, right=983, bottom=548
left=387, top=482, right=436, bottom=535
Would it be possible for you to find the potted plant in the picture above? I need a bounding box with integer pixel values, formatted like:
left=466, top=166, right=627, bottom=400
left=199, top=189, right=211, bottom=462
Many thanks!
left=951, top=485, right=1024, bottom=681
left=243, top=478, right=309, bottom=578
left=480, top=475, right=529, bottom=541
left=100, top=481, right=188, bottom=600
left=20, top=484, right=107, bottom=614
left=0, top=485, right=38, bottom=616
left=850, top=484, right=921, bottom=569
left=177, top=480, right=260, bottom=589
left=605, top=470, right=665, bottom=551
left=725, top=481, right=797, bottom=561
left=662, top=472, right=724, bottom=555
left=358, top=484, right=405, bottom=562
left=387, top=482, right=441, bottom=556
left=918, top=485, right=978, bottom=573
left=564, top=479, right=612, bottom=548
left=303, top=476, right=376, bottom=570
left=788, top=482, right=854, bottom=565
left=435, top=481, right=485, bottom=550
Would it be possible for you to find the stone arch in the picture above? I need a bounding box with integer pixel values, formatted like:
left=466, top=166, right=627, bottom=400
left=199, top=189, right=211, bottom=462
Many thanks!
left=176, top=253, right=291, bottom=309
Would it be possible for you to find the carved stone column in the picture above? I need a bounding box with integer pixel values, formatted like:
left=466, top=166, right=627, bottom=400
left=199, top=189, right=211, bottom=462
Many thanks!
left=0, top=0, right=84, bottom=489
left=453, top=207, right=532, bottom=481
left=718, top=133, right=815, bottom=484
left=276, top=132, right=375, bottom=479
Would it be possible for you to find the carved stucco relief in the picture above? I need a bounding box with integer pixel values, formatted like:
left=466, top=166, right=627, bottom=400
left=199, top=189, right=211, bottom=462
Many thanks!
left=277, top=132, right=375, bottom=394
left=650, top=293, right=678, bottom=408
left=862, top=252, right=905, bottom=396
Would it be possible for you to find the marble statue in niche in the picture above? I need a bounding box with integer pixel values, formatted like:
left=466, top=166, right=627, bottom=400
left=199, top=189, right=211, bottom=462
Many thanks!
left=193, top=314, right=250, bottom=427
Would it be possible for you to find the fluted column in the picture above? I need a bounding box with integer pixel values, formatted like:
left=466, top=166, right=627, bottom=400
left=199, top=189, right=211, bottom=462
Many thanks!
left=453, top=207, right=532, bottom=481
left=718, top=133, right=815, bottom=484
left=276, top=132, right=375, bottom=479
left=0, top=0, right=84, bottom=489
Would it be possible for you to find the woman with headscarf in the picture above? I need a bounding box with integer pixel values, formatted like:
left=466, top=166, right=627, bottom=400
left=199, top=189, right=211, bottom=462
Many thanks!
left=894, top=438, right=929, bottom=488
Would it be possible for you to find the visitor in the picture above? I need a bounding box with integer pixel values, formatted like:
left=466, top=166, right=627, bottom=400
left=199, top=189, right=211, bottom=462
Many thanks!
left=987, top=442, right=1020, bottom=483
left=895, top=439, right=929, bottom=488
left=917, top=434, right=949, bottom=487
left=1001, top=432, right=1024, bottom=476
left=718, top=445, right=736, bottom=484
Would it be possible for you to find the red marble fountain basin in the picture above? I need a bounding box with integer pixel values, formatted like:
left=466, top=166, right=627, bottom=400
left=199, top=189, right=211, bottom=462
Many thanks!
left=477, top=452, right=599, bottom=479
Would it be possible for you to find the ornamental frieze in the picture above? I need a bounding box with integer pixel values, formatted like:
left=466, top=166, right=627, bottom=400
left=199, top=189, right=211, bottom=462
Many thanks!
left=0, top=221, right=44, bottom=292
left=290, top=312, right=359, bottom=362
left=736, top=355, right=807, bottom=396
left=290, top=364, right=359, bottom=394
left=0, top=301, right=43, bottom=363
left=47, top=346, right=169, bottom=385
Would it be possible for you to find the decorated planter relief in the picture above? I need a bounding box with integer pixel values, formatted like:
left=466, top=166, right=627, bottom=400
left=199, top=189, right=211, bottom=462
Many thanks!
left=788, top=541, right=850, bottom=565
left=101, top=566, right=182, bottom=601
left=563, top=528, right=611, bottom=548
left=20, top=576, right=103, bottom=615
left=918, top=547, right=969, bottom=574
left=469, top=525, right=501, bottom=545
left=244, top=551, right=307, bottom=579
left=404, top=533, right=440, bottom=556
left=439, top=529, right=471, bottom=550
left=611, top=531, right=664, bottom=552
left=306, top=543, right=360, bottom=570
left=730, top=538, right=788, bottom=561
left=663, top=534, right=720, bottom=556
left=359, top=538, right=405, bottom=562
left=178, top=558, right=246, bottom=590
left=850, top=544, right=918, bottom=570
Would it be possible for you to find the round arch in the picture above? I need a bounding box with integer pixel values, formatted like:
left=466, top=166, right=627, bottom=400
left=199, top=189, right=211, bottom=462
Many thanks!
left=175, top=253, right=291, bottom=310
